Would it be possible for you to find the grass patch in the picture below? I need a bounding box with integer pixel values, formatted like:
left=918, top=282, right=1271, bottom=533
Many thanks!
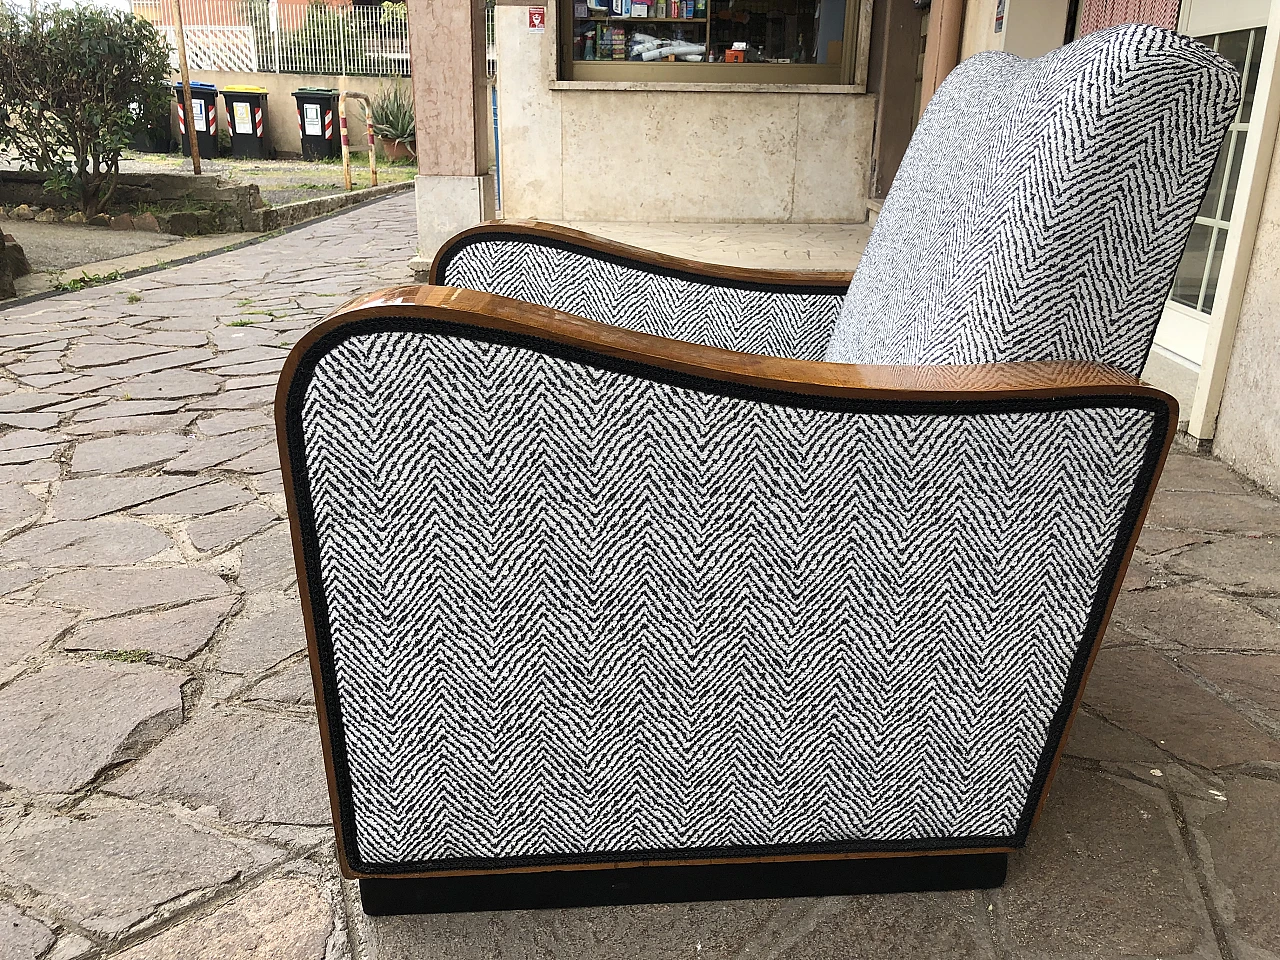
left=97, top=649, right=150, bottom=663
left=235, top=298, right=253, bottom=307
left=126, top=293, right=142, bottom=304
left=227, top=318, right=257, bottom=327
left=52, top=270, right=124, bottom=292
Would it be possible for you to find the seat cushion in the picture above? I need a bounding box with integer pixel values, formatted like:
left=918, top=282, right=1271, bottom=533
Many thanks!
left=824, top=24, right=1241, bottom=375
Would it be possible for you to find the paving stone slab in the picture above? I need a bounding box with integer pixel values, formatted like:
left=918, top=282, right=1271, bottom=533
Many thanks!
left=210, top=594, right=305, bottom=675
left=0, top=602, right=76, bottom=683
left=131, top=482, right=255, bottom=517
left=224, top=374, right=279, bottom=391
left=66, top=342, right=168, bottom=369
left=0, top=444, right=63, bottom=467
left=189, top=389, right=273, bottom=411
left=110, top=706, right=330, bottom=825
left=35, top=567, right=231, bottom=618
left=0, top=902, right=55, bottom=960
left=112, top=875, right=334, bottom=960
left=52, top=476, right=209, bottom=521
left=210, top=327, right=280, bottom=350
left=109, top=369, right=222, bottom=400
left=362, top=889, right=996, bottom=960
left=1083, top=646, right=1280, bottom=769
left=1161, top=453, right=1257, bottom=494
left=1169, top=537, right=1280, bottom=594
left=0, top=430, right=68, bottom=452
left=193, top=347, right=290, bottom=370
left=0, top=659, right=185, bottom=794
left=217, top=358, right=287, bottom=377
left=0, top=569, right=41, bottom=597
left=0, top=483, right=42, bottom=535
left=1148, top=489, right=1280, bottom=535
left=1062, top=711, right=1165, bottom=764
left=236, top=527, right=297, bottom=591
left=164, top=430, right=273, bottom=473
left=90, top=349, right=216, bottom=381
left=0, top=413, right=59, bottom=430
left=0, top=519, right=172, bottom=567
left=198, top=410, right=272, bottom=437
left=1182, top=653, right=1280, bottom=725
left=1136, top=525, right=1213, bottom=556
left=0, top=798, right=282, bottom=937
left=1113, top=583, right=1280, bottom=652
left=1189, top=775, right=1280, bottom=959
left=243, top=659, right=315, bottom=706
left=64, top=413, right=200, bottom=437
left=70, top=433, right=193, bottom=475
left=187, top=506, right=278, bottom=553
left=73, top=400, right=187, bottom=421
left=0, top=394, right=61, bottom=414
left=996, top=767, right=1215, bottom=959
left=220, top=445, right=281, bottom=475
left=63, top=595, right=238, bottom=660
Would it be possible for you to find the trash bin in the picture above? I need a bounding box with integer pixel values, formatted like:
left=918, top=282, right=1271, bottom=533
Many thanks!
left=292, top=88, right=340, bottom=160
left=174, top=81, right=219, bottom=159
left=223, top=85, right=271, bottom=159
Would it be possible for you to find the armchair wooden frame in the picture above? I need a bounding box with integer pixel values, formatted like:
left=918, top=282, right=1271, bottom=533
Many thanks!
left=277, top=223, right=1177, bottom=914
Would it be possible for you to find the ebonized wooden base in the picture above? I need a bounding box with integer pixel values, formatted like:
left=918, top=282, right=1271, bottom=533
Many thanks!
left=359, top=853, right=1008, bottom=915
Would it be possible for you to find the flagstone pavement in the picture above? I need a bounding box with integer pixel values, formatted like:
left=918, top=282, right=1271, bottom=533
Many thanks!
left=0, top=193, right=1278, bottom=960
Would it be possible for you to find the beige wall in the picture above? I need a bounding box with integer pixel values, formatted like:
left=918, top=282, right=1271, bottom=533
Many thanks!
left=169, top=71, right=409, bottom=158
left=959, top=0, right=1070, bottom=60
left=1210, top=145, right=1280, bottom=490
left=495, top=4, right=875, bottom=223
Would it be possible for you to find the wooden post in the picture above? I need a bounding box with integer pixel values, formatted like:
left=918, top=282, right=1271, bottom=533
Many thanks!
left=172, top=0, right=202, bottom=176
left=339, top=96, right=352, bottom=191
left=920, top=0, right=965, bottom=112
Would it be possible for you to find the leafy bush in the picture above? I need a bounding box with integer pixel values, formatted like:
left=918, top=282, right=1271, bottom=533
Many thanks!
left=0, top=4, right=172, bottom=218
left=370, top=82, right=415, bottom=151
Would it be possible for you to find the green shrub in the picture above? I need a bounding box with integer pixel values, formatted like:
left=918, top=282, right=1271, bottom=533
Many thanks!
left=0, top=4, right=171, bottom=218
left=370, top=82, right=415, bottom=152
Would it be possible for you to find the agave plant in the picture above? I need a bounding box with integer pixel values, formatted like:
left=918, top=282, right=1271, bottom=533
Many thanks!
left=370, top=82, right=416, bottom=156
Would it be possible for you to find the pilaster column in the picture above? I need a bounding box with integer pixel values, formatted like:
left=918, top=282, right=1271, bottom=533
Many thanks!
left=406, top=0, right=496, bottom=275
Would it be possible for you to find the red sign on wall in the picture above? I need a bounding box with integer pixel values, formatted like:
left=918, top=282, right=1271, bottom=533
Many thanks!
left=528, top=6, right=546, bottom=32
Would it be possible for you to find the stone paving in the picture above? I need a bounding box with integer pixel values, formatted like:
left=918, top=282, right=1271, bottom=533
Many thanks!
left=0, top=193, right=1276, bottom=960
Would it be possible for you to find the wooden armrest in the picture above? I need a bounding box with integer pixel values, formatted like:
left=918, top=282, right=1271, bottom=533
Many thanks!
left=291, top=284, right=1177, bottom=412
left=430, top=220, right=855, bottom=294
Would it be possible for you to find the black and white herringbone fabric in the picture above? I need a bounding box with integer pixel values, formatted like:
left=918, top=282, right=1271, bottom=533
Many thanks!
left=439, top=239, right=843, bottom=361
left=825, top=24, right=1241, bottom=374
left=301, top=326, right=1156, bottom=865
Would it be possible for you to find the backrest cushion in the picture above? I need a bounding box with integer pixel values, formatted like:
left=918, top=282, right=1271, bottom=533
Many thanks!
left=824, top=24, right=1240, bottom=375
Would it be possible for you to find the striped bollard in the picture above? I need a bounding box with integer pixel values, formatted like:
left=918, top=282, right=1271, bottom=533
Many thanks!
left=339, top=98, right=352, bottom=192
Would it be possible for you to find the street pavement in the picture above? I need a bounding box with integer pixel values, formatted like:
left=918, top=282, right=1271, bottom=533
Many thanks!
left=0, top=193, right=1277, bottom=960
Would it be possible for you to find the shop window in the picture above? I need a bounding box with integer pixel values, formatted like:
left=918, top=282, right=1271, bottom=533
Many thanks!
left=561, top=0, right=859, bottom=83
left=1170, top=25, right=1265, bottom=314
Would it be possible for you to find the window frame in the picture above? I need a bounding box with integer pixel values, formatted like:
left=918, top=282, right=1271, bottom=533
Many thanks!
left=557, top=0, right=867, bottom=86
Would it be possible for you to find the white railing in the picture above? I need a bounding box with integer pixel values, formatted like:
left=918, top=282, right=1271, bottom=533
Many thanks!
left=133, top=0, right=411, bottom=77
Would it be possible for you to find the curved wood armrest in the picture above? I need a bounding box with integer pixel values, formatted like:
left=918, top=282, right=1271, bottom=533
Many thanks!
left=287, top=284, right=1177, bottom=413
left=430, top=220, right=855, bottom=294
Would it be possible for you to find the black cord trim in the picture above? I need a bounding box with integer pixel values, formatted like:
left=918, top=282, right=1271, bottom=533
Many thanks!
left=283, top=316, right=1170, bottom=877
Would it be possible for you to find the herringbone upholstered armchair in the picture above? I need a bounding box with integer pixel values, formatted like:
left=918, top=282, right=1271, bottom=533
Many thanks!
left=278, top=25, right=1240, bottom=915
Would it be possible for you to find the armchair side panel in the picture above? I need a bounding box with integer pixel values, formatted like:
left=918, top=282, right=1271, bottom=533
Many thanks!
left=279, top=310, right=1172, bottom=880
left=433, top=225, right=848, bottom=362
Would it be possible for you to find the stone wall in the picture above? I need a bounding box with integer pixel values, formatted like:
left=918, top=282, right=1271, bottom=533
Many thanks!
left=1211, top=145, right=1280, bottom=491
left=493, top=4, right=875, bottom=223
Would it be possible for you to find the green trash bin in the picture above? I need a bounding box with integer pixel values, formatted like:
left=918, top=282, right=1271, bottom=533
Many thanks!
left=293, top=87, right=340, bottom=160
left=174, top=81, right=219, bottom=159
left=223, top=84, right=271, bottom=159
